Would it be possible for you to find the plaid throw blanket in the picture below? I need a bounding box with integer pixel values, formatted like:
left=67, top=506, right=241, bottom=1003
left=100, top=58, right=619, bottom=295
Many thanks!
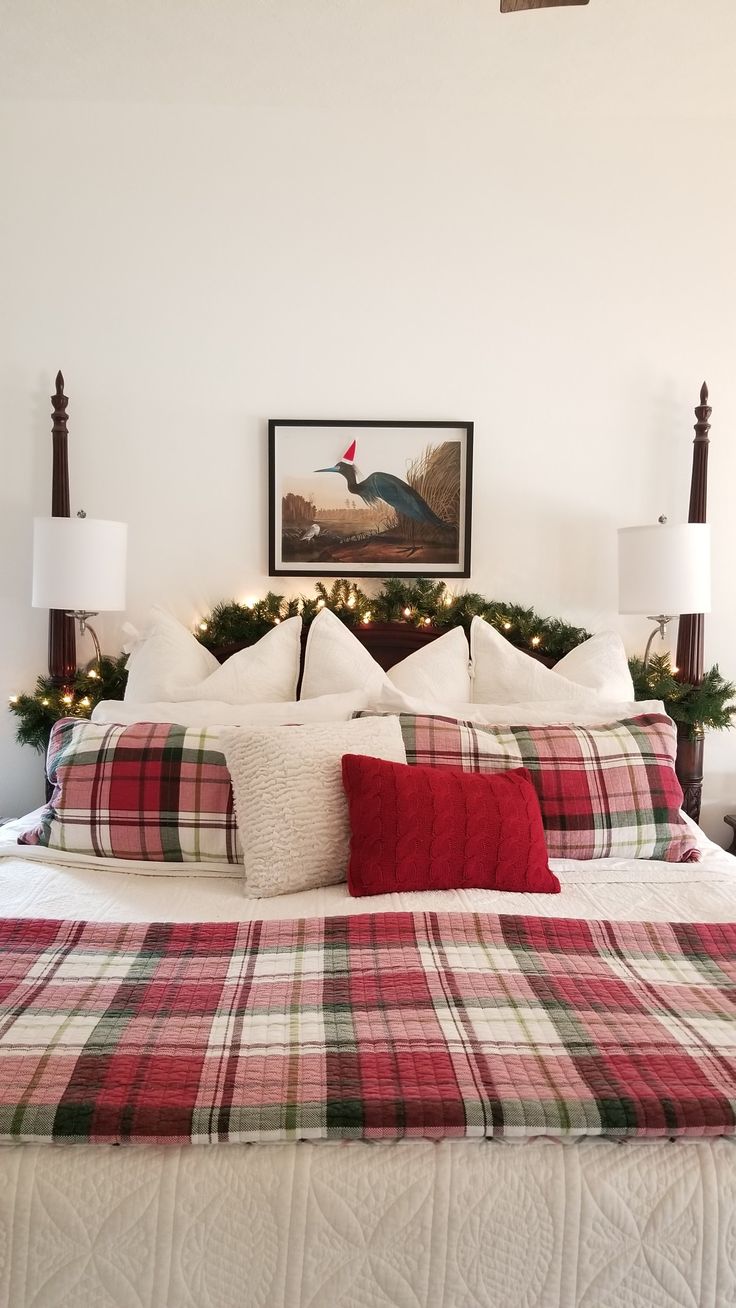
left=0, top=912, right=733, bottom=1145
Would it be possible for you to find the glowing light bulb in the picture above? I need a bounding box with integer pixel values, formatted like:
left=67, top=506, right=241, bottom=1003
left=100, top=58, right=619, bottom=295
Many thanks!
left=444, top=594, right=453, bottom=607
left=317, top=598, right=326, bottom=609
left=42, top=698, right=50, bottom=707
left=531, top=636, right=541, bottom=648
left=62, top=694, right=73, bottom=706
left=347, top=594, right=356, bottom=609
left=80, top=697, right=91, bottom=708
left=672, top=665, right=679, bottom=674
left=88, top=668, right=98, bottom=679
left=273, top=617, right=281, bottom=625
left=199, top=621, right=208, bottom=633
left=403, top=607, right=412, bottom=618
left=423, top=617, right=431, bottom=627
left=244, top=597, right=256, bottom=609
left=503, top=622, right=512, bottom=631
left=8, top=695, right=18, bottom=704
left=362, top=612, right=372, bottom=625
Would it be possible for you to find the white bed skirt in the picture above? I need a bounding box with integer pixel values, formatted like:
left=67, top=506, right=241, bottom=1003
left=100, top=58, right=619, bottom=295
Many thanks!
left=1, top=1136, right=734, bottom=1308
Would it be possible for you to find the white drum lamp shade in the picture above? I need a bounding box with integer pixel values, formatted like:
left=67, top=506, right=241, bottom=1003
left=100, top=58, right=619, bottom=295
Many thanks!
left=618, top=523, right=711, bottom=616
left=32, top=517, right=127, bottom=613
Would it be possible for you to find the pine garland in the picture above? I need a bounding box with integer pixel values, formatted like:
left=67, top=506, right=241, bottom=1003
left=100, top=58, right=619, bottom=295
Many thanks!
left=8, top=656, right=128, bottom=754
left=629, top=653, right=736, bottom=738
left=198, top=577, right=592, bottom=660
left=9, top=580, right=734, bottom=753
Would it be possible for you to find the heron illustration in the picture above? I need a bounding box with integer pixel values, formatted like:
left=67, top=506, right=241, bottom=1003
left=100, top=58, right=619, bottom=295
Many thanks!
left=301, top=522, right=320, bottom=542
left=315, top=441, right=448, bottom=530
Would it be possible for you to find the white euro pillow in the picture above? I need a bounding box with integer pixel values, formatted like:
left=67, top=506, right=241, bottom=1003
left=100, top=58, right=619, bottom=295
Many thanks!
left=553, top=631, right=634, bottom=700
left=299, top=607, right=471, bottom=701
left=470, top=618, right=634, bottom=706
left=124, top=607, right=302, bottom=704
left=92, top=690, right=369, bottom=727
left=372, top=682, right=666, bottom=726
left=300, top=608, right=387, bottom=699
left=222, top=716, right=406, bottom=897
left=387, top=624, right=471, bottom=701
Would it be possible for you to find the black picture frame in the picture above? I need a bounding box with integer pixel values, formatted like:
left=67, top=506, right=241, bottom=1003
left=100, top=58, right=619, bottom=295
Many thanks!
left=268, top=419, right=473, bottom=578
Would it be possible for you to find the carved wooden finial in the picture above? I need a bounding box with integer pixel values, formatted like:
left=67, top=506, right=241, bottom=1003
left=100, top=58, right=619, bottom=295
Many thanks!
left=694, top=381, right=712, bottom=445
left=51, top=371, right=68, bottom=436
left=50, top=368, right=70, bottom=511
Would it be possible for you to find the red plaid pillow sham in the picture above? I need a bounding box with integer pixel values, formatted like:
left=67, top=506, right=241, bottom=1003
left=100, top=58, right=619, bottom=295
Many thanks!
left=20, top=719, right=240, bottom=864
left=387, top=712, right=700, bottom=863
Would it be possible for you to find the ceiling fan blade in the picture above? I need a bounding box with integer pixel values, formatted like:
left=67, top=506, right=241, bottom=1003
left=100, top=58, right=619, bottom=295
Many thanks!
left=501, top=0, right=589, bottom=10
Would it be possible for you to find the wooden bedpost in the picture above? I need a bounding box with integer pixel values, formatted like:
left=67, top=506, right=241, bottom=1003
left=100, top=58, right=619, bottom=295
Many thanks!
left=674, top=381, right=712, bottom=823
left=48, top=371, right=77, bottom=684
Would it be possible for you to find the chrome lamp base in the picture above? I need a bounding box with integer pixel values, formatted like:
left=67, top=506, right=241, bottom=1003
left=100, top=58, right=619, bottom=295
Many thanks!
left=65, top=610, right=102, bottom=670
left=643, top=615, right=673, bottom=668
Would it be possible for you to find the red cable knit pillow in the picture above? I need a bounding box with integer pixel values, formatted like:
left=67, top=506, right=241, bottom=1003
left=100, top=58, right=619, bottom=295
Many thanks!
left=342, top=754, right=559, bottom=896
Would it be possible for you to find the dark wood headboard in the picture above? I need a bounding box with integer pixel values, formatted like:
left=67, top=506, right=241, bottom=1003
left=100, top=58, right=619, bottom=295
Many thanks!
left=47, top=376, right=713, bottom=820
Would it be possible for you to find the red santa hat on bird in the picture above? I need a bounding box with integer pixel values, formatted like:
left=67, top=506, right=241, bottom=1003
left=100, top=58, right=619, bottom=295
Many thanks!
left=341, top=439, right=357, bottom=464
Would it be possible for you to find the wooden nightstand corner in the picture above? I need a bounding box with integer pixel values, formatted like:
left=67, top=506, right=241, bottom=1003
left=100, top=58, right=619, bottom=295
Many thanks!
left=724, top=815, right=736, bottom=855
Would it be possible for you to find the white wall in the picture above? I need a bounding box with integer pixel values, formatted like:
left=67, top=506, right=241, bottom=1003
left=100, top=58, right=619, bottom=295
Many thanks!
left=1, top=0, right=735, bottom=842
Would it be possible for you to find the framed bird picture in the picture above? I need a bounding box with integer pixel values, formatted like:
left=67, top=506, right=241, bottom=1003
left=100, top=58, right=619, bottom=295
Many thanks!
left=268, top=419, right=473, bottom=577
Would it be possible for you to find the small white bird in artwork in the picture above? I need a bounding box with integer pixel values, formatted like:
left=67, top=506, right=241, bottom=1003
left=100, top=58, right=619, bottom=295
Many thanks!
left=301, top=523, right=321, bottom=542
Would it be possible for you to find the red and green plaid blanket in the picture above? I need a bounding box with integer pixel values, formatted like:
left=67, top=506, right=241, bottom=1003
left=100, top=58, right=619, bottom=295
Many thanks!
left=0, top=911, right=733, bottom=1145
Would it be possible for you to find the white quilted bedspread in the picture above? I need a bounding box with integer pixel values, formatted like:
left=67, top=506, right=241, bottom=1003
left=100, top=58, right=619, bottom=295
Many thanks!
left=0, top=819, right=735, bottom=1308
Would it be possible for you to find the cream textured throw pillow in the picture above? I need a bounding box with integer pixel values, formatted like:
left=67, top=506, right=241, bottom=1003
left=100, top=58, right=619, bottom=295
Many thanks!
left=222, top=716, right=407, bottom=897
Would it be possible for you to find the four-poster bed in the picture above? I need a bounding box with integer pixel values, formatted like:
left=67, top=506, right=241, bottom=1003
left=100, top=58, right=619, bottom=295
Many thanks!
left=0, top=373, right=726, bottom=1308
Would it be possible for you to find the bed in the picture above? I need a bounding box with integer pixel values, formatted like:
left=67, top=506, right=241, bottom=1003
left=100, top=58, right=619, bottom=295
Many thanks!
left=0, top=819, right=735, bottom=1308
left=2, top=378, right=731, bottom=1308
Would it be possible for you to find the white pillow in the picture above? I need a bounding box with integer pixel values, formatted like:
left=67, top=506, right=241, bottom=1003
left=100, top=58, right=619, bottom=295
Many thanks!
left=222, top=716, right=406, bottom=897
left=92, top=690, right=369, bottom=727
left=300, top=608, right=387, bottom=699
left=387, top=625, right=471, bottom=701
left=124, top=607, right=218, bottom=700
left=124, top=607, right=302, bottom=704
left=553, top=631, right=634, bottom=700
left=470, top=618, right=634, bottom=706
left=372, top=682, right=666, bottom=726
left=299, top=607, right=471, bottom=701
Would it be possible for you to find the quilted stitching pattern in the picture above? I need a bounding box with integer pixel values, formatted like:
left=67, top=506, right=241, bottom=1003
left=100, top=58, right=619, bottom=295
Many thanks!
left=342, top=755, right=559, bottom=895
left=0, top=1139, right=734, bottom=1307
left=0, top=911, right=733, bottom=1145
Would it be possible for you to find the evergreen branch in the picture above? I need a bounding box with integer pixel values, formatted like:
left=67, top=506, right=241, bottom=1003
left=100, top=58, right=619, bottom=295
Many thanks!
left=8, top=655, right=129, bottom=755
